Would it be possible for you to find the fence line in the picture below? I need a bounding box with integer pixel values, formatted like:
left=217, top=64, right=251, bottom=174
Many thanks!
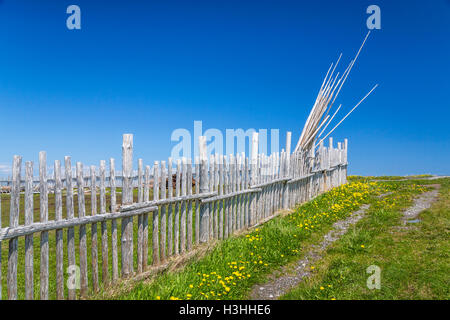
left=0, top=132, right=348, bottom=300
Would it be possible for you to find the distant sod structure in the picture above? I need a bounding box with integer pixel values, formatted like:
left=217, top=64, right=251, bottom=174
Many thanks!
left=0, top=33, right=376, bottom=300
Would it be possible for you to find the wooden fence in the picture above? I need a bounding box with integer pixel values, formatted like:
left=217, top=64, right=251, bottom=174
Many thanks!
left=0, top=132, right=348, bottom=300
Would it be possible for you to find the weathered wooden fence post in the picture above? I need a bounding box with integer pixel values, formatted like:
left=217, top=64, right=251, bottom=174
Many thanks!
left=121, top=134, right=133, bottom=276
left=40, top=152, right=49, bottom=299
left=65, top=156, right=76, bottom=299
left=250, top=132, right=258, bottom=225
left=344, top=138, right=348, bottom=184
left=7, top=155, right=21, bottom=300
left=283, top=132, right=291, bottom=209
left=198, top=136, right=210, bottom=242
left=55, top=160, right=64, bottom=299
left=24, top=161, right=34, bottom=300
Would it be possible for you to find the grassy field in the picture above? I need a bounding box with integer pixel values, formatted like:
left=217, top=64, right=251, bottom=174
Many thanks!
left=282, top=177, right=449, bottom=300
left=110, top=181, right=395, bottom=300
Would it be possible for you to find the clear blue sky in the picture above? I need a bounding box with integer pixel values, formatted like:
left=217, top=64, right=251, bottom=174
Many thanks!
left=0, top=0, right=449, bottom=176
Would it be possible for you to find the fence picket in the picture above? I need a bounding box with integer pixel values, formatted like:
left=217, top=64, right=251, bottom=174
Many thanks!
left=24, top=161, right=34, bottom=300
left=7, top=155, right=21, bottom=300
left=152, top=161, right=160, bottom=264
left=99, top=160, right=109, bottom=284
left=90, top=166, right=99, bottom=292
left=39, top=152, right=49, bottom=300
left=143, top=165, right=150, bottom=267
left=110, top=158, right=119, bottom=281
left=137, top=159, right=144, bottom=273
left=55, top=160, right=64, bottom=299
left=167, top=159, right=173, bottom=255
left=181, top=158, right=187, bottom=252
left=76, top=162, right=88, bottom=297
left=160, top=161, right=167, bottom=261
left=187, top=158, right=193, bottom=251
left=65, top=156, right=76, bottom=299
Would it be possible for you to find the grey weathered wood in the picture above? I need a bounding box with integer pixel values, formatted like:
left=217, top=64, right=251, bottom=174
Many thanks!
left=174, top=159, right=181, bottom=253
left=194, top=157, right=200, bottom=245
left=99, top=160, right=109, bottom=284
left=39, top=152, right=49, bottom=300
left=77, top=162, right=88, bottom=297
left=250, top=133, right=258, bottom=226
left=0, top=206, right=158, bottom=240
left=229, top=154, right=235, bottom=234
left=218, top=155, right=224, bottom=239
left=238, top=154, right=243, bottom=230
left=187, top=158, right=193, bottom=251
left=244, top=156, right=249, bottom=227
left=167, top=159, right=173, bottom=255
left=143, top=165, right=150, bottom=267
left=160, top=161, right=167, bottom=261
left=90, top=165, right=99, bottom=292
left=121, top=134, right=133, bottom=276
left=198, top=136, right=210, bottom=242
left=55, top=160, right=64, bottom=299
left=137, top=159, right=144, bottom=272
left=24, top=161, right=34, bottom=300
left=180, top=157, right=187, bottom=252
left=7, top=155, right=21, bottom=300
left=110, top=158, right=119, bottom=281
left=224, top=155, right=230, bottom=238
left=152, top=161, right=160, bottom=264
left=208, top=155, right=215, bottom=239
left=120, top=192, right=217, bottom=211
left=213, top=154, right=219, bottom=238
left=65, top=156, right=76, bottom=299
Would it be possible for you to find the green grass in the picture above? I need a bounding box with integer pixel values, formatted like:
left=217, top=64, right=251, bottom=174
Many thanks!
left=281, top=178, right=449, bottom=300
left=112, top=181, right=394, bottom=300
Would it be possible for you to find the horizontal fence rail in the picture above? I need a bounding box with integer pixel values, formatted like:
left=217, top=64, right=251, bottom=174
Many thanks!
left=0, top=133, right=348, bottom=300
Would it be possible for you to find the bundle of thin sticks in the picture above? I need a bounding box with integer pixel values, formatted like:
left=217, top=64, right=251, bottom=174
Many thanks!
left=294, top=31, right=378, bottom=153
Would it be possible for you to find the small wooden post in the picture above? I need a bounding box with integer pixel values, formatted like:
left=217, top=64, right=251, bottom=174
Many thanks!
left=283, top=132, right=291, bottom=209
left=152, top=161, right=160, bottom=264
left=194, top=156, right=200, bottom=244
left=167, top=159, right=173, bottom=255
left=218, top=155, right=224, bottom=238
left=198, top=136, right=210, bottom=242
left=7, top=155, right=21, bottom=300
left=99, top=160, right=109, bottom=284
left=90, top=165, right=99, bottom=292
left=174, top=159, right=181, bottom=254
left=76, top=162, right=88, bottom=297
left=121, top=134, right=134, bottom=276
left=55, top=160, right=64, bottom=299
left=160, top=160, right=167, bottom=261
left=137, top=159, right=144, bottom=272
left=110, top=158, right=119, bottom=281
left=65, top=156, right=76, bottom=299
left=187, top=158, right=194, bottom=250
left=39, top=152, right=49, bottom=300
left=143, top=165, right=150, bottom=266
left=250, top=133, right=258, bottom=225
left=181, top=157, right=187, bottom=252
left=24, top=161, right=34, bottom=300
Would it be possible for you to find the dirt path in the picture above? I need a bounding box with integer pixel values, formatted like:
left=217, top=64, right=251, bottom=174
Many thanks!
left=401, top=184, right=440, bottom=224
left=249, top=186, right=441, bottom=300
left=250, top=203, right=371, bottom=300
